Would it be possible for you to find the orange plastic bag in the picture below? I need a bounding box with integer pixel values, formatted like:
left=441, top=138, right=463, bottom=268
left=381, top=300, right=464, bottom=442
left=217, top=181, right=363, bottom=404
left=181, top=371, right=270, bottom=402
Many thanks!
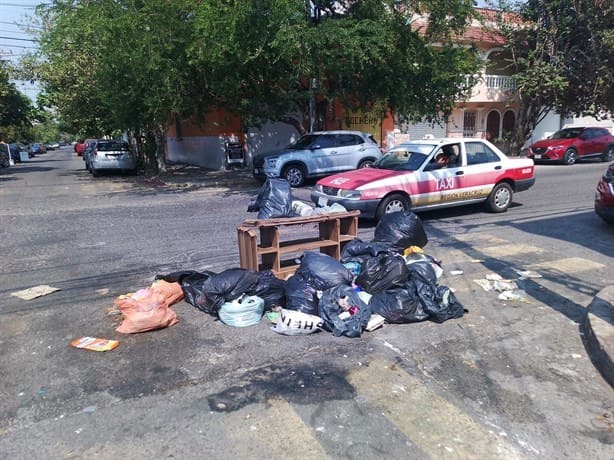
left=114, top=280, right=183, bottom=334
left=150, top=279, right=185, bottom=307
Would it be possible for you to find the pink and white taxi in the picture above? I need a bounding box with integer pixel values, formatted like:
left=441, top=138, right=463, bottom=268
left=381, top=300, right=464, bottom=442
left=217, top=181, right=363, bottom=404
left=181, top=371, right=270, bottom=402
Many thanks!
left=311, top=138, right=535, bottom=220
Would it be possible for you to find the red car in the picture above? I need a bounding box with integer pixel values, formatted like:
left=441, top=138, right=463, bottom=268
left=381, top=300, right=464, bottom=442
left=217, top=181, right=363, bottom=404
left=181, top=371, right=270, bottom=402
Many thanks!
left=595, top=162, right=614, bottom=224
left=311, top=138, right=535, bottom=220
left=528, top=126, right=614, bottom=165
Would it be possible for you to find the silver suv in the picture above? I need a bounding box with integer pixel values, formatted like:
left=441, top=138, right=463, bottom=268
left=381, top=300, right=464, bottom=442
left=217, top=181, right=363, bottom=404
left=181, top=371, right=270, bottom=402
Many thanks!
left=252, top=130, right=382, bottom=187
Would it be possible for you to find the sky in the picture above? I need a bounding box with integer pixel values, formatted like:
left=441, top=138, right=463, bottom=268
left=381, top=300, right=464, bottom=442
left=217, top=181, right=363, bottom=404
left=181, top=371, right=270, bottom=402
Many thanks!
left=0, top=1, right=43, bottom=101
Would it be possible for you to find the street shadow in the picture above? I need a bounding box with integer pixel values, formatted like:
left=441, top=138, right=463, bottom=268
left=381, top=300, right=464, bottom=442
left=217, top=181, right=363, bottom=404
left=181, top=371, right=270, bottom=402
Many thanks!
left=6, top=164, right=55, bottom=173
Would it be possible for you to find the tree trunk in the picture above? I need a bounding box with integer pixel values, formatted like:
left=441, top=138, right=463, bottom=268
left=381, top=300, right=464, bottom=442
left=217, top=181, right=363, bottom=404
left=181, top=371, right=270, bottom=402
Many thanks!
left=154, top=126, right=167, bottom=174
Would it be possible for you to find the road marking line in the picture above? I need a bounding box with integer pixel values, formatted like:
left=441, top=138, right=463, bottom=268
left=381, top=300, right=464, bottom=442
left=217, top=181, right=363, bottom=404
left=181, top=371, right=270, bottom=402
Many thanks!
left=454, top=235, right=509, bottom=244
left=529, top=257, right=605, bottom=274
left=347, top=357, right=524, bottom=459
left=479, top=244, right=543, bottom=258
left=224, top=398, right=328, bottom=460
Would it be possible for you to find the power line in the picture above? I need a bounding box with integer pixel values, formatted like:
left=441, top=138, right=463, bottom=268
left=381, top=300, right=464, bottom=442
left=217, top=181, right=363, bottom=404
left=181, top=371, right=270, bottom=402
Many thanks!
left=0, top=20, right=43, bottom=30
left=0, top=35, right=37, bottom=42
left=0, top=3, right=40, bottom=8
left=0, top=29, right=33, bottom=35
left=0, top=43, right=37, bottom=49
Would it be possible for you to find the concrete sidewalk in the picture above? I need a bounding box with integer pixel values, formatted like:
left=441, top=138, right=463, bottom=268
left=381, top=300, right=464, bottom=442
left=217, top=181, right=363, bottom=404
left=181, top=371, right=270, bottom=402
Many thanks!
left=585, top=285, right=614, bottom=388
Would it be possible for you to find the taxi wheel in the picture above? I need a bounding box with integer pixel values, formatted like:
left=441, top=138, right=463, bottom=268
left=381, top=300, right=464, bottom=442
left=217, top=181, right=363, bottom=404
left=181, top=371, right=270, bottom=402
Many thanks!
left=486, top=182, right=512, bottom=213
left=283, top=164, right=306, bottom=187
left=376, top=194, right=410, bottom=220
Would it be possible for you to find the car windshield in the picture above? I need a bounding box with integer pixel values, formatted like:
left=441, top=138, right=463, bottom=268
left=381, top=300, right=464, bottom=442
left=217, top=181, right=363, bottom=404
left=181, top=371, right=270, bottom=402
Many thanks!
left=551, top=128, right=584, bottom=139
left=372, top=144, right=434, bottom=171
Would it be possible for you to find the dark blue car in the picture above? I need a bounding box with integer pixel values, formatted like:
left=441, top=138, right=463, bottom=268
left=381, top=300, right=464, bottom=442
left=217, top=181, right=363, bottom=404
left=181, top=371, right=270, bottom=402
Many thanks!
left=29, top=143, right=45, bottom=155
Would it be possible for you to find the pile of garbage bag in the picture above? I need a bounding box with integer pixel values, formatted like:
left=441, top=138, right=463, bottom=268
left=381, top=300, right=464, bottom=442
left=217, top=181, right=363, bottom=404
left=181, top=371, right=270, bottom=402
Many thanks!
left=113, top=210, right=466, bottom=337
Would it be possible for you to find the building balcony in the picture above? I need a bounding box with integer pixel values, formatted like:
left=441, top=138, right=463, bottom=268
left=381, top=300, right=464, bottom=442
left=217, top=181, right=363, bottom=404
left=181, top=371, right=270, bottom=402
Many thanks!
left=462, top=74, right=517, bottom=104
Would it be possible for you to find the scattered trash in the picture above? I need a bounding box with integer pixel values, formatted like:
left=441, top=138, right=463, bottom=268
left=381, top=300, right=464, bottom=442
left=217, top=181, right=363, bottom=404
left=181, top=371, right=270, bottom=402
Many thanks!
left=514, top=269, right=542, bottom=279
left=498, top=290, right=530, bottom=302
left=474, top=279, right=494, bottom=291
left=291, top=200, right=314, bottom=217
left=271, top=308, right=323, bottom=335
left=449, top=270, right=464, bottom=275
left=493, top=279, right=518, bottom=292
left=82, top=405, right=97, bottom=413
left=365, top=314, right=386, bottom=331
left=71, top=337, right=119, bottom=352
left=475, top=272, right=531, bottom=304
left=11, top=285, right=61, bottom=300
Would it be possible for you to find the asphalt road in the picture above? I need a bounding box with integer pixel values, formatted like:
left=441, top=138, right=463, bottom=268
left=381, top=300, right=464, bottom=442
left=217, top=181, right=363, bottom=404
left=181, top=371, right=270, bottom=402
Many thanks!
left=1, top=148, right=613, bottom=459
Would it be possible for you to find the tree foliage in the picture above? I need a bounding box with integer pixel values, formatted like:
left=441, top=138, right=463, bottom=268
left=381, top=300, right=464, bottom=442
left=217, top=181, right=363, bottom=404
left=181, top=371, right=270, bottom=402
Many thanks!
left=495, top=0, right=614, bottom=148
left=189, top=0, right=480, bottom=128
left=31, top=0, right=480, bottom=169
left=0, top=62, right=32, bottom=142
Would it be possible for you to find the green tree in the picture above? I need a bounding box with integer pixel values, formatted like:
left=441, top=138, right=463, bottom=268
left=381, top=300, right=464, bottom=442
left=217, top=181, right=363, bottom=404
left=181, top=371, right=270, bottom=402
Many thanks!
left=494, top=0, right=614, bottom=150
left=35, top=0, right=200, bottom=171
left=189, top=0, right=480, bottom=130
left=0, top=61, right=32, bottom=141
left=32, top=0, right=480, bottom=170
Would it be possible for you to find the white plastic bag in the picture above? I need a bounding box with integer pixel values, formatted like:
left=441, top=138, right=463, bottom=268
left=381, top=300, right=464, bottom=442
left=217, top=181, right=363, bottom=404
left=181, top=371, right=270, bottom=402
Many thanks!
left=271, top=308, right=323, bottom=335
left=218, top=295, right=264, bottom=327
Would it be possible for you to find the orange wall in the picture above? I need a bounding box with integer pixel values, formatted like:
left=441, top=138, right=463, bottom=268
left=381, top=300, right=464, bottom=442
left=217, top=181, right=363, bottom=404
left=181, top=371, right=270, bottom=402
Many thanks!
left=168, top=109, right=243, bottom=139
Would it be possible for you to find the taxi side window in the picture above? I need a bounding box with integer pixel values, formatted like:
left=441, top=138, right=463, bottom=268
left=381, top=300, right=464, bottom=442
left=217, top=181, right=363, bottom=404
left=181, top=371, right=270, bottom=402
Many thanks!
left=466, top=142, right=500, bottom=165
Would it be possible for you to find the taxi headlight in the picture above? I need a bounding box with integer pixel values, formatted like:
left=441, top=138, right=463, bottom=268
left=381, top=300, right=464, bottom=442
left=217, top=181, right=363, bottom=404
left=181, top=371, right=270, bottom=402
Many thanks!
left=339, top=189, right=362, bottom=200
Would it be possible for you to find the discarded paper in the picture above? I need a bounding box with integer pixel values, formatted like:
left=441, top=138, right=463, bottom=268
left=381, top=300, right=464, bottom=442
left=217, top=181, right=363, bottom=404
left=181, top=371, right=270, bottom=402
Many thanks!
left=11, top=285, right=61, bottom=300
left=71, top=337, right=119, bottom=352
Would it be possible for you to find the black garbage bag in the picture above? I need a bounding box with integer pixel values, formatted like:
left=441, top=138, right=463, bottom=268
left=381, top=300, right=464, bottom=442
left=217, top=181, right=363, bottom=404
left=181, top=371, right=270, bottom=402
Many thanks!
left=318, top=284, right=372, bottom=337
left=355, top=253, right=409, bottom=294
left=296, top=252, right=354, bottom=291
left=411, top=271, right=466, bottom=323
left=196, top=268, right=261, bottom=315
left=156, top=270, right=215, bottom=312
left=155, top=270, right=213, bottom=284
left=247, top=178, right=295, bottom=219
left=251, top=270, right=286, bottom=310
left=405, top=260, right=437, bottom=284
left=284, top=271, right=319, bottom=316
left=372, top=211, right=428, bottom=252
left=369, top=283, right=430, bottom=323
left=340, top=239, right=390, bottom=264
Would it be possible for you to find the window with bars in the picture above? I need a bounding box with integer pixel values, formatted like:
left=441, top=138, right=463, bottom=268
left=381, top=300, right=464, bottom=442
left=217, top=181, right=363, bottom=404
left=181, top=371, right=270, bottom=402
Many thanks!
left=463, top=111, right=476, bottom=137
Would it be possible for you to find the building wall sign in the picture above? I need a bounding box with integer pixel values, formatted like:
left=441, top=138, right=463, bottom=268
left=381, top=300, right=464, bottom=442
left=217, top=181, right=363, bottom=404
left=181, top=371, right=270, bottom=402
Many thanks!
left=341, top=110, right=382, bottom=144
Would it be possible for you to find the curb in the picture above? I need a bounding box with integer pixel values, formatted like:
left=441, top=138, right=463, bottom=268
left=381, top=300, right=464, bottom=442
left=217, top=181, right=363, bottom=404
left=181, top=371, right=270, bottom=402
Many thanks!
left=584, top=285, right=614, bottom=388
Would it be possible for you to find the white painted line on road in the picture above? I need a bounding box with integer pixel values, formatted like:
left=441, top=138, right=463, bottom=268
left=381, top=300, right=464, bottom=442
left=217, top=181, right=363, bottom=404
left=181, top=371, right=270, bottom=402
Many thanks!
left=347, top=357, right=525, bottom=459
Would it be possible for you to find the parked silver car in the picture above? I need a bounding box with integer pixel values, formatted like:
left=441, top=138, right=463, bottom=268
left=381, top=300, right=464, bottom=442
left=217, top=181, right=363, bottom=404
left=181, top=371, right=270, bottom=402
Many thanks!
left=87, top=140, right=136, bottom=177
left=252, top=130, right=382, bottom=187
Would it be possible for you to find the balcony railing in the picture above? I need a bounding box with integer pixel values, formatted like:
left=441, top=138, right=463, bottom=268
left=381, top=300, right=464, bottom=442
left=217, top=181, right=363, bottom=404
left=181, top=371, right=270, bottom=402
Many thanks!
left=484, top=75, right=516, bottom=90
